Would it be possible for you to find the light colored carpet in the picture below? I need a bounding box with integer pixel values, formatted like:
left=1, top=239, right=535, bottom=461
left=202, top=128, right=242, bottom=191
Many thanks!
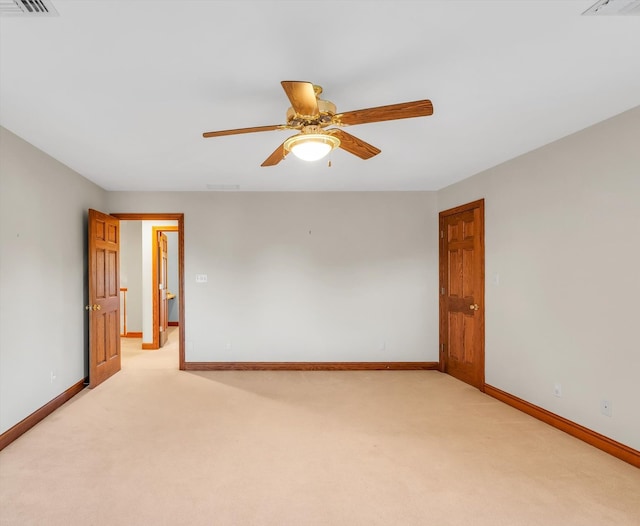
left=1, top=328, right=639, bottom=525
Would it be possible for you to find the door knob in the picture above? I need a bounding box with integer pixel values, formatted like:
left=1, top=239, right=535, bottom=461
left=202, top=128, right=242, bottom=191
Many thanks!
left=469, top=304, right=479, bottom=311
left=93, top=304, right=101, bottom=311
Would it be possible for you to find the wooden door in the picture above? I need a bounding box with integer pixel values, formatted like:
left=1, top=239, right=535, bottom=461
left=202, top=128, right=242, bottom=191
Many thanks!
left=158, top=232, right=168, bottom=347
left=439, top=199, right=485, bottom=390
left=88, top=209, right=121, bottom=388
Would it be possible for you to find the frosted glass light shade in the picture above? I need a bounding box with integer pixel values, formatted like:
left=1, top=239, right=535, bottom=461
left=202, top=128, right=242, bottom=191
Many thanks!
left=284, top=133, right=340, bottom=162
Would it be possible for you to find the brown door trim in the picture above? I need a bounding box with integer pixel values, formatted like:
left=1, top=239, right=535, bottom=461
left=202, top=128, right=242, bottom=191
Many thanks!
left=111, top=213, right=186, bottom=371
left=439, top=199, right=485, bottom=390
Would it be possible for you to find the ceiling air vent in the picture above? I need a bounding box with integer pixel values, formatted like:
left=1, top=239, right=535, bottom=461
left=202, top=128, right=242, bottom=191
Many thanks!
left=583, top=0, right=640, bottom=15
left=0, top=0, right=58, bottom=16
left=205, top=184, right=240, bottom=191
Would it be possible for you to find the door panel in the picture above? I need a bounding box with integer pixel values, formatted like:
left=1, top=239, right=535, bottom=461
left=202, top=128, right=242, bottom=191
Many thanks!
left=440, top=200, right=485, bottom=389
left=107, top=310, right=118, bottom=359
left=95, top=314, right=106, bottom=364
left=96, top=250, right=106, bottom=299
left=88, top=209, right=121, bottom=388
left=448, top=313, right=463, bottom=360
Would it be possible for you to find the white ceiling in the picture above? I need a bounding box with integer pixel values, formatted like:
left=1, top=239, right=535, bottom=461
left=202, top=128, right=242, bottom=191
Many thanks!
left=1, top=0, right=639, bottom=192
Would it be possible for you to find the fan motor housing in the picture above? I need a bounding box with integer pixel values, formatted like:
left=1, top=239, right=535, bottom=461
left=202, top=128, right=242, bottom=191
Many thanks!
left=286, top=99, right=337, bottom=126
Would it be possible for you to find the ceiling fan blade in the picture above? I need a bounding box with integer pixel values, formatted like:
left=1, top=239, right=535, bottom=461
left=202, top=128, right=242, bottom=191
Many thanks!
left=281, top=81, right=319, bottom=118
left=329, top=129, right=381, bottom=160
left=203, top=124, right=282, bottom=138
left=338, top=99, right=433, bottom=126
left=261, top=141, right=290, bottom=167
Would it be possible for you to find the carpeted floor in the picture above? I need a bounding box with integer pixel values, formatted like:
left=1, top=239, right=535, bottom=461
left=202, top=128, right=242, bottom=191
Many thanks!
left=1, top=328, right=639, bottom=525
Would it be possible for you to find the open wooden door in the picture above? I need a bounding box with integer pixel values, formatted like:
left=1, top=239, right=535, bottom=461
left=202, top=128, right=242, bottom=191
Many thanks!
left=439, top=199, right=485, bottom=390
left=158, top=231, right=169, bottom=348
left=88, top=209, right=121, bottom=388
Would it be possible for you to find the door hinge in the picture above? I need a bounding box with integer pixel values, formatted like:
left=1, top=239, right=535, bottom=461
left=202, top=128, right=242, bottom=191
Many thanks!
left=440, top=343, right=445, bottom=353
left=441, top=287, right=445, bottom=295
left=440, top=230, right=444, bottom=239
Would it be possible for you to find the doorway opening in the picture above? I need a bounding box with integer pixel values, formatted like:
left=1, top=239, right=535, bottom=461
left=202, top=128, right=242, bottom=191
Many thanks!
left=112, top=213, right=185, bottom=370
left=149, top=225, right=178, bottom=349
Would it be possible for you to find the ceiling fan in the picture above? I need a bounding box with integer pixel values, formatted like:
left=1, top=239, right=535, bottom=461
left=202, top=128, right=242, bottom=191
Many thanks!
left=202, top=81, right=434, bottom=166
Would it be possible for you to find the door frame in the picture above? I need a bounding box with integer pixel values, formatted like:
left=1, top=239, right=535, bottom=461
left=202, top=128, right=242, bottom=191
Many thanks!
left=438, top=199, right=485, bottom=390
left=152, top=226, right=178, bottom=349
left=111, top=213, right=185, bottom=370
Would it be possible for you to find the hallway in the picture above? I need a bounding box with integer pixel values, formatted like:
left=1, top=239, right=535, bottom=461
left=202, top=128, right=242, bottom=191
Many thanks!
left=121, top=326, right=179, bottom=371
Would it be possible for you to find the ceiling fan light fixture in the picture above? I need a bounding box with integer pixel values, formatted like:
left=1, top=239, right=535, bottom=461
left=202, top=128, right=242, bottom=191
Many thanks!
left=202, top=80, right=433, bottom=167
left=284, top=133, right=340, bottom=162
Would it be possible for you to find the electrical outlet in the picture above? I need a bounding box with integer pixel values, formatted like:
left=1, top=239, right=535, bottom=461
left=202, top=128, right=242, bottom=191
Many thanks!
left=600, top=400, right=612, bottom=417
left=50, top=370, right=57, bottom=383
left=553, top=383, right=562, bottom=397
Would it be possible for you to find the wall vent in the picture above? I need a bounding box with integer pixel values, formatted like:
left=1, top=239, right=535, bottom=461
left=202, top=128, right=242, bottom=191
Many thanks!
left=583, top=0, right=640, bottom=15
left=0, top=0, right=58, bottom=17
left=205, top=184, right=240, bottom=191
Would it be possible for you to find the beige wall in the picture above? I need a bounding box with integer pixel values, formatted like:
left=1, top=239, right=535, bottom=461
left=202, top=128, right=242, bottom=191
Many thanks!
left=0, top=127, right=107, bottom=434
left=3, top=106, right=638, bottom=451
left=438, top=106, right=640, bottom=449
left=108, top=192, right=440, bottom=362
